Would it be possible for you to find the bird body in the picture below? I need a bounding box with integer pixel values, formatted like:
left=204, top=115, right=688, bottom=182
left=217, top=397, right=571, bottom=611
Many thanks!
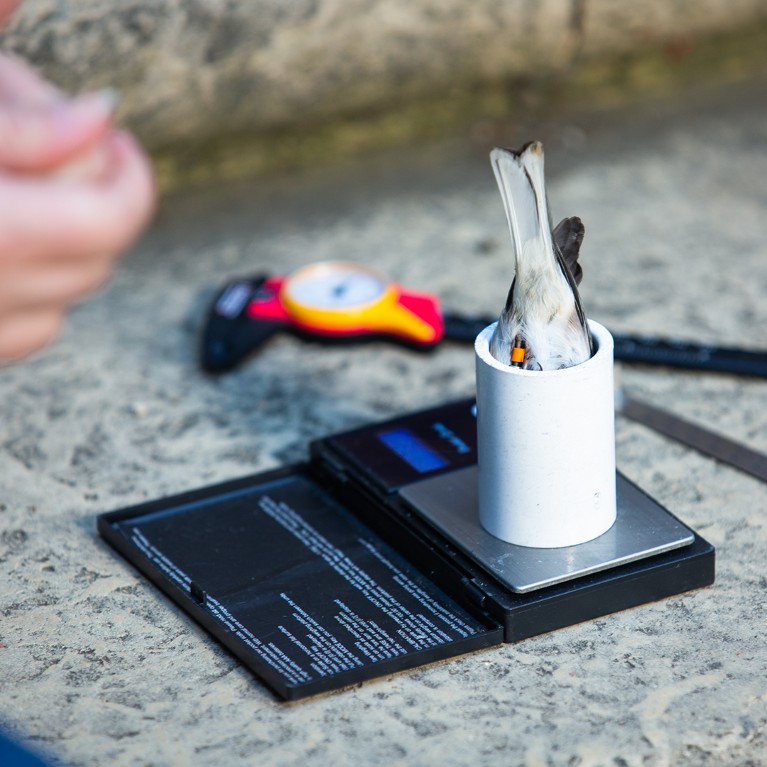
left=488, top=142, right=592, bottom=371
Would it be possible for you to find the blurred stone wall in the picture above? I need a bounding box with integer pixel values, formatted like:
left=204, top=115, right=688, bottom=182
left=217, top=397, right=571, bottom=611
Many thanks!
left=2, top=0, right=765, bottom=153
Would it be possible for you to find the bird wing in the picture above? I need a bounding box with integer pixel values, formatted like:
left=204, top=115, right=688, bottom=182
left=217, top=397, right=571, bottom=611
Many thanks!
left=553, top=216, right=585, bottom=286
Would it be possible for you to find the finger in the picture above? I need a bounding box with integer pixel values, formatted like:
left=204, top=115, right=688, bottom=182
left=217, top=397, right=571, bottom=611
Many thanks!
left=0, top=130, right=157, bottom=262
left=0, top=307, right=63, bottom=363
left=0, top=256, right=114, bottom=314
left=0, top=89, right=117, bottom=171
left=0, top=52, right=60, bottom=104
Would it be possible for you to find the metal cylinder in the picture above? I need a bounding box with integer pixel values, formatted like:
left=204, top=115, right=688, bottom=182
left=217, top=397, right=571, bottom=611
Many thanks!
left=475, top=320, right=617, bottom=548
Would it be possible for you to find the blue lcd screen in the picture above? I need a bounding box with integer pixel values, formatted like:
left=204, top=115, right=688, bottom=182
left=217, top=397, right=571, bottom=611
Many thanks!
left=376, top=428, right=448, bottom=474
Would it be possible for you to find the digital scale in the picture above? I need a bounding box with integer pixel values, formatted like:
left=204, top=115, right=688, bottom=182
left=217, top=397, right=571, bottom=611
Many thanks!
left=98, top=399, right=715, bottom=701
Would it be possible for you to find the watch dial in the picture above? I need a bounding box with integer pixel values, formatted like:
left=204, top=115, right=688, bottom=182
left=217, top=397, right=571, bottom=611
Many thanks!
left=286, top=265, right=388, bottom=309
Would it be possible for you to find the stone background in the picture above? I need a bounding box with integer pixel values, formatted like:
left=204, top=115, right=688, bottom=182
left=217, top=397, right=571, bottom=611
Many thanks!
left=0, top=0, right=765, bottom=159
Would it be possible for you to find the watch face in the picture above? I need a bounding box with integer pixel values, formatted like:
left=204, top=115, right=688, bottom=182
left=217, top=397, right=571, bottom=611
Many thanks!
left=284, top=263, right=389, bottom=310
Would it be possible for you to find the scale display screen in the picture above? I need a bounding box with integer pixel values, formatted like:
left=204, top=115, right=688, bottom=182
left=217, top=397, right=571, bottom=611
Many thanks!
left=376, top=427, right=448, bottom=473
left=323, top=400, right=478, bottom=491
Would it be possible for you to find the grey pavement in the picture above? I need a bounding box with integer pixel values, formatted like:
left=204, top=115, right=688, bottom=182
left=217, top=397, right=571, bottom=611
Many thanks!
left=1, top=76, right=767, bottom=765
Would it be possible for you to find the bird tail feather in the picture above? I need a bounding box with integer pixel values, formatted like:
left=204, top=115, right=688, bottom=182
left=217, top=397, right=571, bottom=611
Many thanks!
left=490, top=142, right=556, bottom=277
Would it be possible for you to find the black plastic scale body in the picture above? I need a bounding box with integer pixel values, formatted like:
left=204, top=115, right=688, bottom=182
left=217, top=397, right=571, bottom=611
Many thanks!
left=98, top=400, right=715, bottom=701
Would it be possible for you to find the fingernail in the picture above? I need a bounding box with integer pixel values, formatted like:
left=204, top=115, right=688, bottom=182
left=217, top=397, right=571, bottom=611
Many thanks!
left=93, top=87, right=120, bottom=112
left=77, top=87, right=121, bottom=114
left=55, top=88, right=121, bottom=125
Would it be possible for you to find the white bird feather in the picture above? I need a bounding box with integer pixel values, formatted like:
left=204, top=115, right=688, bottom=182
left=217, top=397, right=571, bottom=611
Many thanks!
left=488, top=142, right=592, bottom=370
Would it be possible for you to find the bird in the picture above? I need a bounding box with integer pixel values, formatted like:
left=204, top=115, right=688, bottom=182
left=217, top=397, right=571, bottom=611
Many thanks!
left=488, top=141, right=593, bottom=371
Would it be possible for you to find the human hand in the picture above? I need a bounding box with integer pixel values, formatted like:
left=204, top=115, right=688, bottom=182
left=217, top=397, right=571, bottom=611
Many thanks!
left=0, top=2, right=156, bottom=362
left=0, top=128, right=156, bottom=361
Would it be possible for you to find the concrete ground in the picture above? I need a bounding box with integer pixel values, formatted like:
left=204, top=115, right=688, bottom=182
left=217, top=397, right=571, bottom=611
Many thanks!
left=1, top=76, right=767, bottom=766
